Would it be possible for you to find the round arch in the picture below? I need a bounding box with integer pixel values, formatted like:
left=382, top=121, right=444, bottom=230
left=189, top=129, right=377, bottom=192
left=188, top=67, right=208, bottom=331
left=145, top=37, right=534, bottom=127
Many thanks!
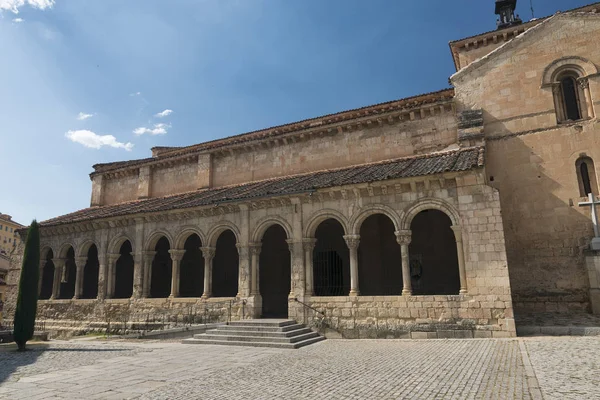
left=108, top=234, right=135, bottom=254
left=401, top=198, right=461, bottom=230
left=304, top=209, right=349, bottom=238
left=542, top=56, right=598, bottom=86
left=207, top=221, right=241, bottom=247
left=40, top=245, right=54, bottom=260
left=252, top=216, right=292, bottom=243
left=57, top=242, right=76, bottom=259
left=144, top=230, right=174, bottom=251
left=77, top=239, right=98, bottom=258
left=174, top=226, right=206, bottom=250
left=349, top=204, right=402, bottom=235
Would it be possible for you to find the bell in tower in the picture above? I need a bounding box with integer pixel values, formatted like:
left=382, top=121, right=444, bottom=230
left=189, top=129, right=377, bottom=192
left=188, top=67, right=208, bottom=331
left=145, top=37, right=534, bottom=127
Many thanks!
left=495, top=0, right=523, bottom=29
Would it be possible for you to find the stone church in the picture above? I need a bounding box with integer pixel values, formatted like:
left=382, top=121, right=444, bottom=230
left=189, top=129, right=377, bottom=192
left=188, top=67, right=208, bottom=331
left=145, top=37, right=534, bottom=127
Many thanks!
left=7, top=1, right=600, bottom=338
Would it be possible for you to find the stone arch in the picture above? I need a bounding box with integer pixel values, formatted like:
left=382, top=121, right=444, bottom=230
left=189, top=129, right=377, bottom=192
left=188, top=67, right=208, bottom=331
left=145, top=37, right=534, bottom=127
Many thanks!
left=304, top=209, right=349, bottom=238
left=108, top=234, right=135, bottom=254
left=542, top=56, right=598, bottom=86
left=174, top=226, right=206, bottom=250
left=77, top=239, right=98, bottom=258
left=349, top=204, right=402, bottom=235
left=144, top=230, right=174, bottom=251
left=207, top=221, right=241, bottom=247
left=401, top=198, right=461, bottom=230
left=40, top=245, right=54, bottom=261
left=252, top=216, right=292, bottom=243
left=57, top=242, right=76, bottom=259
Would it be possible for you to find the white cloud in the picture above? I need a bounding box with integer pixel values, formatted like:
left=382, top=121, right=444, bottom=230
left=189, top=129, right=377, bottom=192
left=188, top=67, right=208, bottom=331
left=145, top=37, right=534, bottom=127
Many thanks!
left=76, top=112, right=93, bottom=121
left=12, top=17, right=23, bottom=22
left=133, top=123, right=170, bottom=136
left=129, top=91, right=141, bottom=96
left=65, top=130, right=133, bottom=151
left=0, top=0, right=55, bottom=14
left=154, top=109, right=173, bottom=118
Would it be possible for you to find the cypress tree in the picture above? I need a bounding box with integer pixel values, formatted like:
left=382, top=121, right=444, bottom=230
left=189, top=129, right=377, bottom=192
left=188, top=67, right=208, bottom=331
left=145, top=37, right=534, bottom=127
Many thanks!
left=13, top=220, right=40, bottom=351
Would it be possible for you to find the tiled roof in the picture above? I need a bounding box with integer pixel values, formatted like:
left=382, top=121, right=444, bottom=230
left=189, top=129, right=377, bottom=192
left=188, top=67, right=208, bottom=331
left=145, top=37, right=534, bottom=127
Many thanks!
left=42, top=146, right=484, bottom=228
left=91, top=88, right=455, bottom=175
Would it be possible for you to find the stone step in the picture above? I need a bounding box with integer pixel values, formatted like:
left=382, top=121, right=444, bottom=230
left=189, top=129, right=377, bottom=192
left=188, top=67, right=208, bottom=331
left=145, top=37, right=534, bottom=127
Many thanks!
left=218, top=323, right=306, bottom=333
left=228, top=319, right=296, bottom=328
left=204, top=327, right=313, bottom=338
left=198, top=331, right=319, bottom=344
left=181, top=335, right=325, bottom=349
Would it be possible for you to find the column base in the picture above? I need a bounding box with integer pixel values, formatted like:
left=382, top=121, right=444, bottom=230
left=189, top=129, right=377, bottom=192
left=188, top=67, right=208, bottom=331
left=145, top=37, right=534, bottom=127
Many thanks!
left=201, top=294, right=211, bottom=300
left=459, top=289, right=468, bottom=295
left=349, top=290, right=360, bottom=297
left=402, top=289, right=412, bottom=296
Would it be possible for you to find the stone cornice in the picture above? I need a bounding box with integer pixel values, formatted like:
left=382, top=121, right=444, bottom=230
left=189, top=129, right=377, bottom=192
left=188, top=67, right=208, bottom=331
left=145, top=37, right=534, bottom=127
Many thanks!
left=89, top=90, right=455, bottom=178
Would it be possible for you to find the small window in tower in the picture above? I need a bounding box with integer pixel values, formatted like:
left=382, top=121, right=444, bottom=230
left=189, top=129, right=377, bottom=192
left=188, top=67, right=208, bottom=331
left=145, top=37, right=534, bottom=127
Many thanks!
left=576, top=157, right=599, bottom=197
left=561, top=76, right=581, bottom=121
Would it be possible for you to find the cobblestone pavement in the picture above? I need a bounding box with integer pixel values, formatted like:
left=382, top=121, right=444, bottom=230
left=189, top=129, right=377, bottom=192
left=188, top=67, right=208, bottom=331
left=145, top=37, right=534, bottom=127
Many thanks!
left=0, top=337, right=598, bottom=399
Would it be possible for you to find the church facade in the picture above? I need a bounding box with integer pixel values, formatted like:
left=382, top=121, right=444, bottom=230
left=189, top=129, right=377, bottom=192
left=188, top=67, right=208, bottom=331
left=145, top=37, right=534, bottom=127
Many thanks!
left=6, top=1, right=600, bottom=338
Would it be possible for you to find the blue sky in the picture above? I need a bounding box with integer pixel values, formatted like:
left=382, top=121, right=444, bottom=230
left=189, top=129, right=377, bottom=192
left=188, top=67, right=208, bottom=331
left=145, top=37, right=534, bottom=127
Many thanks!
left=0, top=0, right=592, bottom=225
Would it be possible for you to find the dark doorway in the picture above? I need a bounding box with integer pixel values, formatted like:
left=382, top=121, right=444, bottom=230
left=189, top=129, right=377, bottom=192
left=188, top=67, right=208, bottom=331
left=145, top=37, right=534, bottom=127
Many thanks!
left=150, top=237, right=172, bottom=298
left=358, top=214, right=403, bottom=295
left=409, top=209, right=460, bottom=295
left=81, top=245, right=99, bottom=299
left=313, top=219, right=350, bottom=296
left=59, top=247, right=76, bottom=299
left=259, top=225, right=290, bottom=318
left=212, top=230, right=239, bottom=297
left=180, top=234, right=204, bottom=297
left=561, top=76, right=581, bottom=121
left=39, top=250, right=54, bottom=300
left=114, top=241, right=134, bottom=298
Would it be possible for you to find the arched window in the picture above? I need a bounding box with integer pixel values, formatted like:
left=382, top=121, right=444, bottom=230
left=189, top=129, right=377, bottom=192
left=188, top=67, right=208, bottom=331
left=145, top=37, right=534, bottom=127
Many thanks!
left=552, top=70, right=592, bottom=123
left=560, top=75, right=581, bottom=121
left=576, top=157, right=599, bottom=197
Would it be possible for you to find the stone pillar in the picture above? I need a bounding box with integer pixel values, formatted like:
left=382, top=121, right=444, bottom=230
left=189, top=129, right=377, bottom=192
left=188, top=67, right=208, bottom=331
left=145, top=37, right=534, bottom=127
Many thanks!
left=249, top=243, right=261, bottom=295
left=286, top=239, right=305, bottom=297
left=343, top=235, right=360, bottom=296
left=201, top=247, right=215, bottom=298
left=50, top=258, right=66, bottom=300
left=142, top=251, right=156, bottom=298
left=97, top=254, right=107, bottom=300
left=302, top=239, right=317, bottom=296
left=451, top=225, right=468, bottom=294
left=38, top=260, right=45, bottom=296
left=395, top=230, right=412, bottom=296
left=74, top=256, right=87, bottom=299
left=236, top=244, right=251, bottom=298
left=579, top=78, right=595, bottom=119
left=131, top=252, right=143, bottom=299
left=106, top=253, right=120, bottom=299
left=168, top=249, right=186, bottom=298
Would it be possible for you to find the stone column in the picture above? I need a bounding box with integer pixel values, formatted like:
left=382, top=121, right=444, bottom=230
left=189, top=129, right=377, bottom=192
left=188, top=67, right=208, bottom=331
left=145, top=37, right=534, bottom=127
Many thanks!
left=201, top=247, right=215, bottom=298
left=97, top=254, right=107, bottom=300
left=451, top=225, right=468, bottom=294
left=38, top=260, right=46, bottom=296
left=343, top=235, right=360, bottom=296
left=302, top=239, right=317, bottom=296
left=131, top=252, right=143, bottom=299
left=50, top=258, right=66, bottom=300
left=579, top=78, right=595, bottom=119
left=395, top=230, right=412, bottom=296
left=286, top=239, right=305, bottom=297
left=249, top=243, right=261, bottom=295
left=142, top=251, right=156, bottom=298
left=74, top=256, right=87, bottom=299
left=553, top=84, right=566, bottom=122
left=168, top=250, right=186, bottom=298
left=236, top=244, right=251, bottom=298
left=106, top=253, right=120, bottom=299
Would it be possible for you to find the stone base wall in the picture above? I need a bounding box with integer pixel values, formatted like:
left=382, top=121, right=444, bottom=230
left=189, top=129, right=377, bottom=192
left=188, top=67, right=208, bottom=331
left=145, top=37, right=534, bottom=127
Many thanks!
left=290, top=294, right=516, bottom=339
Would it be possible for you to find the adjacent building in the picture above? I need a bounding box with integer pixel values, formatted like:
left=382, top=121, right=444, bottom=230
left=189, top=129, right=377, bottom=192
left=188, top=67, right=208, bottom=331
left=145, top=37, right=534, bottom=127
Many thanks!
left=0, top=214, right=23, bottom=256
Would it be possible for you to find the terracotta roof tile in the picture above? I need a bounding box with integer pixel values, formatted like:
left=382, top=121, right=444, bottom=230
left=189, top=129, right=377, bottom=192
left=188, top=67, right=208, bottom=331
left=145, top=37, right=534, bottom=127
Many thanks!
left=42, top=146, right=484, bottom=228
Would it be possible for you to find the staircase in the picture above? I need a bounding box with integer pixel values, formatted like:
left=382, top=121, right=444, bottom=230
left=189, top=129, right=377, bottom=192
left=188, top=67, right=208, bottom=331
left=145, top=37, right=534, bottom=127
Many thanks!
left=182, top=319, right=325, bottom=349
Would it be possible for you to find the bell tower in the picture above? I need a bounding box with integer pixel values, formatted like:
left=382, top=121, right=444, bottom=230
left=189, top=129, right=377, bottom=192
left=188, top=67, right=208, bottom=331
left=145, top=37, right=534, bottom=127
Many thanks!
left=495, top=0, right=523, bottom=29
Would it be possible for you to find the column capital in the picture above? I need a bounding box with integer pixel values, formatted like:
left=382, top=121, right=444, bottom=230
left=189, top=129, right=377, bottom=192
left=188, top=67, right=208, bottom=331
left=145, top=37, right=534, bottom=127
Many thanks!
left=107, top=253, right=121, bottom=263
left=74, top=256, right=87, bottom=267
left=168, top=249, right=186, bottom=261
left=201, top=246, right=216, bottom=260
left=235, top=243, right=249, bottom=257
left=53, top=257, right=67, bottom=268
left=248, top=242, right=262, bottom=256
left=302, top=238, right=317, bottom=251
left=395, top=230, right=412, bottom=245
left=578, top=77, right=590, bottom=89
left=450, top=225, right=463, bottom=241
left=343, top=234, right=360, bottom=250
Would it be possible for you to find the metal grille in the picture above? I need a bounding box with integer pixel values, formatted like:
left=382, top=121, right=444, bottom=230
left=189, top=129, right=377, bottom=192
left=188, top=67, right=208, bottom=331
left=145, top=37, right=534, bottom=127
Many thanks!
left=314, top=250, right=347, bottom=296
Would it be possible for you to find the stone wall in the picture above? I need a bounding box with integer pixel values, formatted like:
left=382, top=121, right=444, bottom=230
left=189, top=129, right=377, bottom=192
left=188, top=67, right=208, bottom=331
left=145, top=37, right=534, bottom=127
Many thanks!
left=452, top=14, right=600, bottom=313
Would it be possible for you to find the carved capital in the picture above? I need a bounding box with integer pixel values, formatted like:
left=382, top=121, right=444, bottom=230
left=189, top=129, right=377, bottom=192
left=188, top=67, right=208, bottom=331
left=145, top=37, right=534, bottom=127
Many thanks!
left=107, top=253, right=121, bottom=264
left=394, top=230, right=412, bottom=246
left=249, top=243, right=262, bottom=257
left=302, top=238, right=317, bottom=252
left=450, top=225, right=463, bottom=242
left=53, top=257, right=67, bottom=268
left=168, top=249, right=186, bottom=262
left=201, top=246, right=216, bottom=260
left=142, top=251, right=156, bottom=263
left=235, top=243, right=249, bottom=258
left=578, top=77, right=590, bottom=90
left=74, top=257, right=87, bottom=268
left=343, top=235, right=360, bottom=250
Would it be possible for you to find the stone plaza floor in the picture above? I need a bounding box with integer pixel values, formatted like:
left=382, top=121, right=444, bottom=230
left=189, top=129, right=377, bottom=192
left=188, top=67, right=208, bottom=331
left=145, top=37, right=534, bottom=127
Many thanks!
left=0, top=336, right=598, bottom=399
